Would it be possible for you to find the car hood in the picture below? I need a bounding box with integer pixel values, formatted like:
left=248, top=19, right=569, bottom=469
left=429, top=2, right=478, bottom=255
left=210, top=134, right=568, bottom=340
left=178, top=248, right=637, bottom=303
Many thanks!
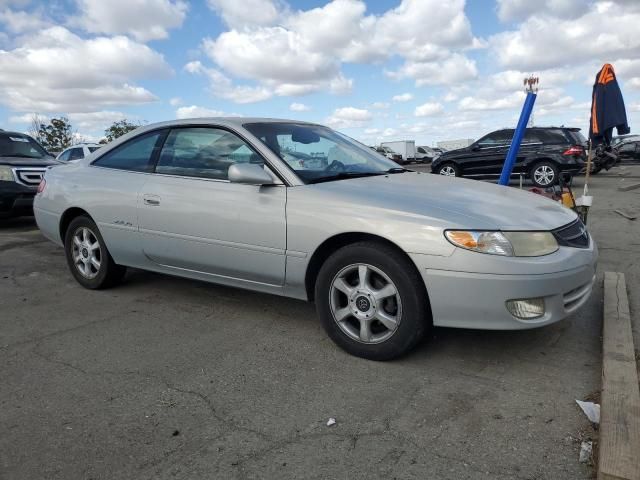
left=0, top=156, right=59, bottom=167
left=307, top=171, right=577, bottom=230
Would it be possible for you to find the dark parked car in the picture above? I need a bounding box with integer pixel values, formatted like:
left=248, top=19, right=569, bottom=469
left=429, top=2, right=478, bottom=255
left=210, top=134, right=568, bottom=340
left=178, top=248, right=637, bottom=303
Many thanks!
left=0, top=130, right=58, bottom=218
left=614, top=137, right=640, bottom=163
left=431, top=127, right=587, bottom=187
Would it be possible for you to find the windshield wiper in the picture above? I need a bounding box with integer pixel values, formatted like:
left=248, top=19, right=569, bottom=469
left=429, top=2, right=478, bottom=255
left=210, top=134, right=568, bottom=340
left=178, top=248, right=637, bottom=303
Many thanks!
left=386, top=167, right=408, bottom=173
left=307, top=171, right=387, bottom=184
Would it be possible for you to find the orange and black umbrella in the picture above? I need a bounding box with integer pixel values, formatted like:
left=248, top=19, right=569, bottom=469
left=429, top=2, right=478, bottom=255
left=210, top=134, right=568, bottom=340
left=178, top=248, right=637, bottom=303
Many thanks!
left=589, top=63, right=629, bottom=146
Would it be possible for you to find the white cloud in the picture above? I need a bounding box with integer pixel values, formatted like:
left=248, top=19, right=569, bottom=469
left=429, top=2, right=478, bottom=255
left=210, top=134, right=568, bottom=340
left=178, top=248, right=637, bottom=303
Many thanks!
left=490, top=2, right=640, bottom=70
left=0, top=27, right=170, bottom=112
left=198, top=0, right=477, bottom=102
left=326, top=106, right=372, bottom=128
left=184, top=61, right=272, bottom=103
left=458, top=91, right=526, bottom=111
left=0, top=7, right=48, bottom=33
left=392, top=93, right=413, bottom=102
left=74, top=0, right=188, bottom=42
left=68, top=111, right=129, bottom=131
left=206, top=0, right=282, bottom=29
left=387, top=54, right=478, bottom=86
left=289, top=102, right=310, bottom=111
left=169, top=97, right=183, bottom=106
left=175, top=105, right=225, bottom=119
left=371, top=102, right=390, bottom=109
left=495, top=0, right=588, bottom=22
left=414, top=101, right=444, bottom=117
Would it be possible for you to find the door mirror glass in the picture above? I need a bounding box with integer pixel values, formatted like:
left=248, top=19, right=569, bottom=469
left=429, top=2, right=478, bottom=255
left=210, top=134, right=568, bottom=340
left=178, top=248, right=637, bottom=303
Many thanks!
left=228, top=163, right=274, bottom=185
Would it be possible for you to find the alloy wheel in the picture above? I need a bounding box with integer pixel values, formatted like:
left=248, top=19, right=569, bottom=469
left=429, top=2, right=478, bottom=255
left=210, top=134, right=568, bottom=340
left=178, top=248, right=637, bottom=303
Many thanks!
left=439, top=165, right=456, bottom=176
left=71, top=227, right=102, bottom=279
left=329, top=263, right=402, bottom=344
left=533, top=165, right=555, bottom=186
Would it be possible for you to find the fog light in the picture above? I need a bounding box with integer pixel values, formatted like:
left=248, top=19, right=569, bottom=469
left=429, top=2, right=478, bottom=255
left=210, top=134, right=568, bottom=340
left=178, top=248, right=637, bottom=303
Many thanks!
left=505, top=298, right=545, bottom=320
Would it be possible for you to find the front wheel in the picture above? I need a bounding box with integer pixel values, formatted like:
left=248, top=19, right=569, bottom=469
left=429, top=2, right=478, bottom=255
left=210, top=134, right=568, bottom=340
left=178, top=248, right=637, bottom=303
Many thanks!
left=437, top=162, right=460, bottom=177
left=315, top=242, right=430, bottom=360
left=529, top=161, right=559, bottom=188
left=64, top=215, right=126, bottom=289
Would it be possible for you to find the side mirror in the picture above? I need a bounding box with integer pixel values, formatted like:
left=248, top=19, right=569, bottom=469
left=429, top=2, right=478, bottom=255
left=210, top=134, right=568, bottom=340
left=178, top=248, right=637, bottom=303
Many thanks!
left=228, top=163, right=275, bottom=185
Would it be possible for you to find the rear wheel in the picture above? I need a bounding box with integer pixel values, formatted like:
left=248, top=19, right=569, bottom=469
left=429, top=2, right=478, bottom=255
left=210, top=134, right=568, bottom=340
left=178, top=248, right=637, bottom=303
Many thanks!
left=64, top=215, right=126, bottom=289
left=437, top=162, right=460, bottom=177
left=315, top=242, right=430, bottom=360
left=530, top=161, right=559, bottom=187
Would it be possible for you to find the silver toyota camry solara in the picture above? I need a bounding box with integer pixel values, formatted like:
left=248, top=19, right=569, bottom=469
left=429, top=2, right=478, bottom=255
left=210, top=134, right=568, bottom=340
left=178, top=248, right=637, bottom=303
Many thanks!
left=34, top=118, right=597, bottom=360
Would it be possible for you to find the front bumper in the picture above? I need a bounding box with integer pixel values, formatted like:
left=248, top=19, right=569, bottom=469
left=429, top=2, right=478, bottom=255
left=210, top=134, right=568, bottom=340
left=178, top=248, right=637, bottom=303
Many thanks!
left=411, top=243, right=598, bottom=330
left=0, top=181, right=36, bottom=218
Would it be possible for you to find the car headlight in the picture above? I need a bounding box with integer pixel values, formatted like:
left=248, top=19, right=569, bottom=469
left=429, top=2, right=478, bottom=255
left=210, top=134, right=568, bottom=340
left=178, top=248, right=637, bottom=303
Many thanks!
left=445, top=230, right=558, bottom=257
left=0, top=165, right=15, bottom=182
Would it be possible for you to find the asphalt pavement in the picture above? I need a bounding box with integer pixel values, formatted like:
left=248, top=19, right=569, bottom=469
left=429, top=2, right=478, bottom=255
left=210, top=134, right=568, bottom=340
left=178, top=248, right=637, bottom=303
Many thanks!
left=1, top=166, right=638, bottom=480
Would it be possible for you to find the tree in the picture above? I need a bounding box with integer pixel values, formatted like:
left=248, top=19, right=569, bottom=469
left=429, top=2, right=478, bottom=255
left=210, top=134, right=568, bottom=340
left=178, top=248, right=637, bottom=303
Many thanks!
left=29, top=114, right=48, bottom=145
left=102, top=119, right=140, bottom=144
left=36, top=117, right=74, bottom=152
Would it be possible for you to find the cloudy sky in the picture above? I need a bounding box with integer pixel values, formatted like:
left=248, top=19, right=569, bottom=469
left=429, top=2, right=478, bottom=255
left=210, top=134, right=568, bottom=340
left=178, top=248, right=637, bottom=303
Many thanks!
left=1, top=0, right=639, bottom=145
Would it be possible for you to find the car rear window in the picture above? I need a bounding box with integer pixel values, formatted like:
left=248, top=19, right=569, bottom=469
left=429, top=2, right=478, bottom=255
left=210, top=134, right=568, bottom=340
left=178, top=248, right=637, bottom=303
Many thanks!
left=565, top=130, right=587, bottom=145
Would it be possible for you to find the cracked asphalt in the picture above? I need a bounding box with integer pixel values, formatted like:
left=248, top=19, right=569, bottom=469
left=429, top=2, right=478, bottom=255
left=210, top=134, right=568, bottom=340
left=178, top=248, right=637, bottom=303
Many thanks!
left=1, top=166, right=638, bottom=480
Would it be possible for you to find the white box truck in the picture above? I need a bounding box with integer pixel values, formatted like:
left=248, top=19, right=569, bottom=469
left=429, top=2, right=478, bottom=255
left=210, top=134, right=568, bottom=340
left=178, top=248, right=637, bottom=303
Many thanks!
left=380, top=141, right=416, bottom=164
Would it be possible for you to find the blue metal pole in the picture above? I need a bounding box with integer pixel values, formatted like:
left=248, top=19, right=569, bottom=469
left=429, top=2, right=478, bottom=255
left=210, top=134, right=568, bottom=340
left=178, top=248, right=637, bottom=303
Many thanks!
left=498, top=91, right=537, bottom=185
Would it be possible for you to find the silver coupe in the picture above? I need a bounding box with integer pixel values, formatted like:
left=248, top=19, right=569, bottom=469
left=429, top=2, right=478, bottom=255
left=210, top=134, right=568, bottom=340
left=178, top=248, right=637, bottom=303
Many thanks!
left=34, top=118, right=598, bottom=360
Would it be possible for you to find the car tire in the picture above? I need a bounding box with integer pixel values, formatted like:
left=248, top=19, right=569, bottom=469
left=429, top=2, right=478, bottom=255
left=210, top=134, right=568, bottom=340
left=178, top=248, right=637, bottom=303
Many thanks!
left=529, top=161, right=559, bottom=188
left=64, top=215, right=126, bottom=289
left=436, top=162, right=460, bottom=177
left=315, top=242, right=431, bottom=361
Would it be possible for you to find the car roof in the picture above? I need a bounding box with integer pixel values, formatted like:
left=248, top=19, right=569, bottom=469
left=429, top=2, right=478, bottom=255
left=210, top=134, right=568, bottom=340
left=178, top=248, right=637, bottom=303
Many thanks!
left=0, top=130, right=33, bottom=137
left=134, top=117, right=322, bottom=132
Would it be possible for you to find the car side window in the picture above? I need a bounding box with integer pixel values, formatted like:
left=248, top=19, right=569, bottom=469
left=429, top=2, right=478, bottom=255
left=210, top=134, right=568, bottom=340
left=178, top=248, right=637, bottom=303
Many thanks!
left=619, top=142, right=635, bottom=153
left=417, top=147, right=425, bottom=154
left=155, top=128, right=263, bottom=181
left=477, top=130, right=512, bottom=147
left=69, top=148, right=84, bottom=161
left=93, top=131, right=164, bottom=173
left=58, top=150, right=72, bottom=161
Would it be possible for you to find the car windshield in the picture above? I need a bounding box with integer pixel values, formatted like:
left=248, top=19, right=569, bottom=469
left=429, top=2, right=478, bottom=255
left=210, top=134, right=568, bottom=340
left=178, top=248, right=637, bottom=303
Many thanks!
left=244, top=123, right=403, bottom=184
left=0, top=133, right=49, bottom=159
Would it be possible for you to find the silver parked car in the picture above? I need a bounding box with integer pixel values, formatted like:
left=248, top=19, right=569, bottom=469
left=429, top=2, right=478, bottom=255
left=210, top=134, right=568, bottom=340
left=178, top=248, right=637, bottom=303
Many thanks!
left=34, top=118, right=598, bottom=360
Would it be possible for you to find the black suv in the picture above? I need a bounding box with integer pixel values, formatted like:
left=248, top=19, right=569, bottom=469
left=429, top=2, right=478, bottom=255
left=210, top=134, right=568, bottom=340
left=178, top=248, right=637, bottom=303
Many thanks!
left=431, top=127, right=587, bottom=187
left=0, top=130, right=58, bottom=218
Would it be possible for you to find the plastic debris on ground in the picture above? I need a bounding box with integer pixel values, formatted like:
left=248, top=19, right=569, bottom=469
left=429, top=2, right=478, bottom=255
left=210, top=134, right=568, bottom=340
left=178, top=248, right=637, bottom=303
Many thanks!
left=579, top=441, right=593, bottom=463
left=576, top=399, right=600, bottom=424
left=326, top=417, right=336, bottom=427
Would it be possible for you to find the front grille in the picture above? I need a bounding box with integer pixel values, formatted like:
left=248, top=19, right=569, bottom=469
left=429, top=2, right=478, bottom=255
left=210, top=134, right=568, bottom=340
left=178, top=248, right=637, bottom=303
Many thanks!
left=552, top=218, right=590, bottom=248
left=14, top=168, right=46, bottom=187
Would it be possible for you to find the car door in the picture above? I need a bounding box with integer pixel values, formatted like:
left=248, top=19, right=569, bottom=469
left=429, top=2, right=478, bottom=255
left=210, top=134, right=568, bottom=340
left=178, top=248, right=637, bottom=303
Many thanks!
left=463, top=130, right=512, bottom=176
left=88, top=129, right=167, bottom=265
left=137, top=126, right=287, bottom=286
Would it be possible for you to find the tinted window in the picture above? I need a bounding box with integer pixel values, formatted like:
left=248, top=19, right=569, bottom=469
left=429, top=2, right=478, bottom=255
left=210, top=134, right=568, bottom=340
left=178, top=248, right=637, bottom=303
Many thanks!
left=417, top=147, right=426, bottom=154
left=88, top=146, right=101, bottom=153
left=155, top=128, right=263, bottom=180
left=619, top=142, right=636, bottom=153
left=529, top=129, right=570, bottom=144
left=58, top=149, right=72, bottom=161
left=93, top=131, right=164, bottom=172
left=477, top=130, right=512, bottom=146
left=69, top=147, right=84, bottom=160
left=0, top=133, right=49, bottom=159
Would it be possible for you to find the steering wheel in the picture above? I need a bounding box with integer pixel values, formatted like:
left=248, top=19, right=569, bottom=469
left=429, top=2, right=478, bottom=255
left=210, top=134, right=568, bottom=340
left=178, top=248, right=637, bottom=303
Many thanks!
left=325, top=160, right=345, bottom=172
